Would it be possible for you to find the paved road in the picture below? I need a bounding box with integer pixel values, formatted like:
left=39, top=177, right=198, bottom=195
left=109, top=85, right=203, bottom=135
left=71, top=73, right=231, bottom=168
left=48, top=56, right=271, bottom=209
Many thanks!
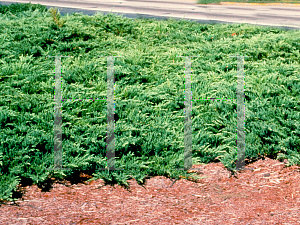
left=0, top=0, right=299, bottom=30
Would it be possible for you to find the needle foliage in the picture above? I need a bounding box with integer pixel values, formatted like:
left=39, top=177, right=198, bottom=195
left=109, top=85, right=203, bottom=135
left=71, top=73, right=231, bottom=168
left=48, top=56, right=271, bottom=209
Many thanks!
left=0, top=3, right=299, bottom=203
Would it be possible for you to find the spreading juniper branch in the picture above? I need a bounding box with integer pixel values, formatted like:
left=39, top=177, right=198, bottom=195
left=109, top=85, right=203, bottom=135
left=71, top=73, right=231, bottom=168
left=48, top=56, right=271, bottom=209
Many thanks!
left=49, top=7, right=65, bottom=28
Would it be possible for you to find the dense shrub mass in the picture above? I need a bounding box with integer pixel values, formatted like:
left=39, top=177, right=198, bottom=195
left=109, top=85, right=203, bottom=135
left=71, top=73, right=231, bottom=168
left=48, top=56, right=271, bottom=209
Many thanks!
left=0, top=3, right=299, bottom=202
left=0, top=2, right=47, bottom=15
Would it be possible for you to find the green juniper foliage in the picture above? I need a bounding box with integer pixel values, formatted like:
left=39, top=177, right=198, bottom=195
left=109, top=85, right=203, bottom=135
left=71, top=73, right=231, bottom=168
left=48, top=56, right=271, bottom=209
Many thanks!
left=0, top=2, right=47, bottom=16
left=0, top=3, right=299, bottom=203
left=49, top=7, right=66, bottom=29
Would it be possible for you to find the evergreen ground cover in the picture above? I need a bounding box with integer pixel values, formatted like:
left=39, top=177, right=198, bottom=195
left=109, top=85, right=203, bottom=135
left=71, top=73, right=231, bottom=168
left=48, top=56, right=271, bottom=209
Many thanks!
left=0, top=3, right=299, bottom=202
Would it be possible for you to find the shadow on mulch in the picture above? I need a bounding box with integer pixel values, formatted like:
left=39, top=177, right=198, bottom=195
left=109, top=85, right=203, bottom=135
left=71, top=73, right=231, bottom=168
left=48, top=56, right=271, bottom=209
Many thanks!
left=0, top=170, right=97, bottom=206
left=0, top=153, right=290, bottom=207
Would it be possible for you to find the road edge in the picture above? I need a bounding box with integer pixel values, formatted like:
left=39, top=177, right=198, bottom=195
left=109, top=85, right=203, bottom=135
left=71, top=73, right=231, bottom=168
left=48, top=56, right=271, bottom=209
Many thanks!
left=203, top=2, right=300, bottom=6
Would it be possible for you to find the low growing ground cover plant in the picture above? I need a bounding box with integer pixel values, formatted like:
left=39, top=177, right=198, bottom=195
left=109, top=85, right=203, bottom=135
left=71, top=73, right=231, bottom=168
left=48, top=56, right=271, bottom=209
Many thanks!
left=0, top=3, right=299, bottom=202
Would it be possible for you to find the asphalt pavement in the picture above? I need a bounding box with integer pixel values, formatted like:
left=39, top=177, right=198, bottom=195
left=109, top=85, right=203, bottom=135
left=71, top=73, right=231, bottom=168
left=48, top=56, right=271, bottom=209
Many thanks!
left=0, top=0, right=299, bottom=30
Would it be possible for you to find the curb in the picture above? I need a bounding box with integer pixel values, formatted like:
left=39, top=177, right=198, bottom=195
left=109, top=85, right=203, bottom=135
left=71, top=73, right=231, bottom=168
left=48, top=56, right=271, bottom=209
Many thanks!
left=209, top=2, right=300, bottom=6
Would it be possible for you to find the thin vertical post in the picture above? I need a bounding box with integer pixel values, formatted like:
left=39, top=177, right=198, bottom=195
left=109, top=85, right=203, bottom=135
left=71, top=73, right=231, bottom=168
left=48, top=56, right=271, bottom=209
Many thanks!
left=184, top=56, right=192, bottom=170
left=98, top=55, right=123, bottom=171
left=46, top=55, right=71, bottom=171
left=175, top=55, right=201, bottom=171
left=230, top=54, right=252, bottom=172
left=54, top=55, right=62, bottom=169
left=236, top=55, right=246, bottom=171
left=106, top=56, right=116, bottom=170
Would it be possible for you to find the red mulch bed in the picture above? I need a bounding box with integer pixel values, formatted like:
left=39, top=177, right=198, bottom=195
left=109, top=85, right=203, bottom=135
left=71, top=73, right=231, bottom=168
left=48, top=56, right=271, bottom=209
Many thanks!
left=1, top=157, right=300, bottom=224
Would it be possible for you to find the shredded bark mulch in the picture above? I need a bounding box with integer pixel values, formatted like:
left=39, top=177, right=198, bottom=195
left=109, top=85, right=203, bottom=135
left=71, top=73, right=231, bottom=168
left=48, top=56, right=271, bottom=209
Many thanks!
left=1, top=157, right=299, bottom=224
